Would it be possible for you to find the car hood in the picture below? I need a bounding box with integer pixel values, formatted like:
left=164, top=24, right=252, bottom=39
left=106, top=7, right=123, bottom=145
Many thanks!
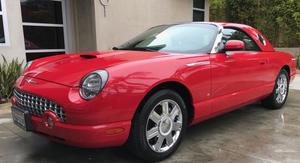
left=24, top=50, right=171, bottom=87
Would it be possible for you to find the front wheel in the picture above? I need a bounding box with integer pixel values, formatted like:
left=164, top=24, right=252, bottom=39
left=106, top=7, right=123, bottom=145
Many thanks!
left=262, top=69, right=289, bottom=109
left=127, top=89, right=187, bottom=162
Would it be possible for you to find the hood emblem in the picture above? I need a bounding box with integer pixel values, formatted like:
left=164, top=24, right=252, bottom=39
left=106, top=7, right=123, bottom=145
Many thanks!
left=25, top=78, right=38, bottom=84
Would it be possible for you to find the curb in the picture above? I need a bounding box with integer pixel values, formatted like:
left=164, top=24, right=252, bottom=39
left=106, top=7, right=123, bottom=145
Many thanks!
left=0, top=103, right=11, bottom=114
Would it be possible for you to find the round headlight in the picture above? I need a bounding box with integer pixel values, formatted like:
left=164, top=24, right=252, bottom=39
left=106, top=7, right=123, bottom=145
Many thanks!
left=80, top=70, right=108, bottom=100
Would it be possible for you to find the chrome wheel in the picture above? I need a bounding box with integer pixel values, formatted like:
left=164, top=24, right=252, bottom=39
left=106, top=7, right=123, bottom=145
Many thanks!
left=146, top=99, right=183, bottom=153
left=275, top=74, right=288, bottom=104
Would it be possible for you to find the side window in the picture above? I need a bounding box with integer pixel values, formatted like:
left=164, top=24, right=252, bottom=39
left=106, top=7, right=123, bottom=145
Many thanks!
left=257, top=34, right=266, bottom=46
left=221, top=28, right=260, bottom=51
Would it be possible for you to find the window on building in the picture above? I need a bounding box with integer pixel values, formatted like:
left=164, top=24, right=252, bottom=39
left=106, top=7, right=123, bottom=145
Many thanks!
left=21, top=0, right=67, bottom=61
left=193, top=0, right=205, bottom=22
left=0, top=0, right=9, bottom=46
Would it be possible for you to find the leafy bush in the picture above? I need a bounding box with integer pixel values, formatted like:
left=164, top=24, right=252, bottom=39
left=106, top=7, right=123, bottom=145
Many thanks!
left=210, top=0, right=300, bottom=47
left=0, top=55, right=23, bottom=103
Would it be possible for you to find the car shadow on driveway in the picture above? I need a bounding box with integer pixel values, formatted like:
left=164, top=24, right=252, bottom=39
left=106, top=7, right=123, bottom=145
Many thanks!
left=23, top=142, right=138, bottom=163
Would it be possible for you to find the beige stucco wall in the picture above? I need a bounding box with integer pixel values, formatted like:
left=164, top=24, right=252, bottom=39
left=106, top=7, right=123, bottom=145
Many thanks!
left=0, top=0, right=210, bottom=62
left=0, top=0, right=97, bottom=63
left=69, top=0, right=97, bottom=53
left=276, top=47, right=300, bottom=57
left=205, top=0, right=210, bottom=21
left=0, top=0, right=25, bottom=62
left=93, top=0, right=209, bottom=50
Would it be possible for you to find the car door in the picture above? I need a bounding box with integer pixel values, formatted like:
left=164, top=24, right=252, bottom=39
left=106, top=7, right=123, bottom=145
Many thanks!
left=210, top=27, right=268, bottom=114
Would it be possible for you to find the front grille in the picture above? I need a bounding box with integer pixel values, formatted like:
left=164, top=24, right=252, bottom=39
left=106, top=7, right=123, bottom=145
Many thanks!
left=13, top=89, right=66, bottom=122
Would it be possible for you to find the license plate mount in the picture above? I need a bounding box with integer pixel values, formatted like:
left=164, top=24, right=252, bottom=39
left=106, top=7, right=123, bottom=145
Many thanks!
left=11, top=106, right=33, bottom=131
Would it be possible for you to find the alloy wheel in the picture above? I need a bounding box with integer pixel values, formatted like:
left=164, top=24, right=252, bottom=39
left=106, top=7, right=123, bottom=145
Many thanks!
left=275, top=73, right=288, bottom=104
left=146, top=99, right=183, bottom=153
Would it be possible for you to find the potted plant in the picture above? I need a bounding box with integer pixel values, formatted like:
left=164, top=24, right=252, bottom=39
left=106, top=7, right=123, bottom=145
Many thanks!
left=0, top=55, right=23, bottom=104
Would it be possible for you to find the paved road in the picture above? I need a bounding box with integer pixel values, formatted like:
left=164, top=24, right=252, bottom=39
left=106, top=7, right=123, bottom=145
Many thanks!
left=0, top=83, right=300, bottom=162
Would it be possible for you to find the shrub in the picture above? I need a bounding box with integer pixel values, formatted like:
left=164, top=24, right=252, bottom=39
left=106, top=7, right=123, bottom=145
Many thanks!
left=0, top=55, right=23, bottom=103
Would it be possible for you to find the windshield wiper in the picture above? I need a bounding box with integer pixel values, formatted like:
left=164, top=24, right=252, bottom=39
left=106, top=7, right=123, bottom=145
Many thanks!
left=113, top=44, right=166, bottom=52
left=112, top=44, right=166, bottom=52
left=112, top=47, right=120, bottom=50
left=131, top=47, right=157, bottom=52
left=112, top=47, right=156, bottom=52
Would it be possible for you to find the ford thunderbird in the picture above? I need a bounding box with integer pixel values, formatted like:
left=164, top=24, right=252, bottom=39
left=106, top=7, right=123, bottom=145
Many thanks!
left=11, top=22, right=296, bottom=161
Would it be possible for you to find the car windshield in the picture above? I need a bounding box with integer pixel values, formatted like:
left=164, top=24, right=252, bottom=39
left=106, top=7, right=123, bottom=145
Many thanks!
left=115, top=24, right=218, bottom=54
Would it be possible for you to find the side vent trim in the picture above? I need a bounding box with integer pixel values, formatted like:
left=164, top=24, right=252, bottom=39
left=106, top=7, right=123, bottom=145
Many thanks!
left=80, top=54, right=97, bottom=59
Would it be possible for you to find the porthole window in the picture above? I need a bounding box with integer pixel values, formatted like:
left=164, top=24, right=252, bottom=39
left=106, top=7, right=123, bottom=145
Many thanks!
left=257, top=34, right=266, bottom=46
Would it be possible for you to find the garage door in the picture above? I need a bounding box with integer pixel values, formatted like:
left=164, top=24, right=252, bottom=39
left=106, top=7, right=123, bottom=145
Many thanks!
left=21, top=0, right=68, bottom=61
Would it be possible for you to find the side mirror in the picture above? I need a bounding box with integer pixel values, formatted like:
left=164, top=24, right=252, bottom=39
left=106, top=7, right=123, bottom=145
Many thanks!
left=224, top=40, right=245, bottom=51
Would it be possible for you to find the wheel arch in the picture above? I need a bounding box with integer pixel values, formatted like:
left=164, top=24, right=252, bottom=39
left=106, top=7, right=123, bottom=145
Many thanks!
left=282, top=65, right=290, bottom=79
left=134, top=81, right=195, bottom=124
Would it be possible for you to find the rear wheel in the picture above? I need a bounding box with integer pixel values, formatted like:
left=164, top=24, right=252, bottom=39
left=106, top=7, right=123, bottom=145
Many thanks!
left=127, top=89, right=187, bottom=162
left=262, top=69, right=289, bottom=109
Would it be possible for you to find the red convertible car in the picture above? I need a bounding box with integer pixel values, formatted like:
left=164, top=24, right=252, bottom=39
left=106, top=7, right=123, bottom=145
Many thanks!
left=11, top=22, right=296, bottom=161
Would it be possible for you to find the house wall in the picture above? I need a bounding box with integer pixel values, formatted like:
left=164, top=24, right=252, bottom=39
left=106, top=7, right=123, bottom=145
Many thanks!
left=276, top=47, right=300, bottom=57
left=0, top=0, right=25, bottom=62
left=0, top=0, right=210, bottom=62
left=205, top=0, right=210, bottom=21
left=93, top=0, right=205, bottom=50
left=69, top=0, right=97, bottom=53
left=0, top=0, right=97, bottom=62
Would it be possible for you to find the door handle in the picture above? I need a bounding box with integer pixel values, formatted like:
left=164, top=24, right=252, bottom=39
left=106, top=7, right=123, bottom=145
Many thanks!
left=259, top=61, right=266, bottom=65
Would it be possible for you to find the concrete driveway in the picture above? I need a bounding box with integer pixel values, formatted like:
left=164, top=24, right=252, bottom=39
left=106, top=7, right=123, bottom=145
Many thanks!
left=0, top=77, right=299, bottom=163
left=290, top=74, right=300, bottom=90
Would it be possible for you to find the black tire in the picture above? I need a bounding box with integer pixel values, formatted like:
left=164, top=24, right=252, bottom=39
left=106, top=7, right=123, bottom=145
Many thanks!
left=127, top=89, right=188, bottom=162
left=262, top=69, right=289, bottom=109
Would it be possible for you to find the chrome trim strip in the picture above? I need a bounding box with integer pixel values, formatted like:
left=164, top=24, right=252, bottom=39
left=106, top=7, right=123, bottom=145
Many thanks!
left=25, top=78, right=38, bottom=84
left=210, top=24, right=224, bottom=54
left=13, top=89, right=66, bottom=122
left=186, top=61, right=210, bottom=67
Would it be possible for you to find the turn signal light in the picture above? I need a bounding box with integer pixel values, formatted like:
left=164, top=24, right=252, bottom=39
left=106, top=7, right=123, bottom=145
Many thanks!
left=47, top=117, right=54, bottom=127
left=42, top=111, right=59, bottom=128
left=105, top=128, right=125, bottom=135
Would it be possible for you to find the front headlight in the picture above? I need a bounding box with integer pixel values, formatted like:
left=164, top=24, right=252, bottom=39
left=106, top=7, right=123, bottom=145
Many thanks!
left=79, top=70, right=109, bottom=100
